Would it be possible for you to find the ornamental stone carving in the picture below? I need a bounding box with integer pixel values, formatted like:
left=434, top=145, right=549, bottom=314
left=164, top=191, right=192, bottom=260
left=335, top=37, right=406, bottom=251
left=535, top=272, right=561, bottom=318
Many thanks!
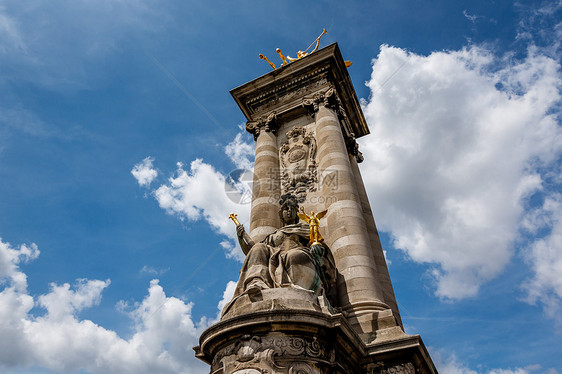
left=213, top=334, right=328, bottom=374
left=279, top=127, right=318, bottom=202
left=246, top=111, right=280, bottom=140
left=367, top=362, right=416, bottom=374
left=302, top=86, right=342, bottom=116
left=345, top=132, right=364, bottom=163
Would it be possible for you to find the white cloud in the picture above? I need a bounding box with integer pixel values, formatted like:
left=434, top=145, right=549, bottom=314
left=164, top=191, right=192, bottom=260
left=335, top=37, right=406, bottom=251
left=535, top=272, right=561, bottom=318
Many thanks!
left=0, top=5, right=26, bottom=56
left=0, top=237, right=210, bottom=374
left=153, top=159, right=250, bottom=241
left=360, top=44, right=562, bottom=300
left=432, top=350, right=477, bottom=374
left=132, top=157, right=158, bottom=187
left=521, top=194, right=562, bottom=323
left=225, top=132, right=255, bottom=170
left=431, top=349, right=539, bottom=374
left=140, top=265, right=169, bottom=276
left=38, top=279, right=110, bottom=321
left=0, top=237, right=39, bottom=292
left=216, top=280, right=237, bottom=313
left=463, top=10, right=482, bottom=24
left=147, top=132, right=254, bottom=261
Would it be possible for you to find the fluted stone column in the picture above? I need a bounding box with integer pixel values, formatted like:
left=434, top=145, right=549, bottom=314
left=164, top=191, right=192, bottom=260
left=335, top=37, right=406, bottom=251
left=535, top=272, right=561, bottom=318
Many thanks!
left=247, top=117, right=281, bottom=242
left=314, top=101, right=389, bottom=336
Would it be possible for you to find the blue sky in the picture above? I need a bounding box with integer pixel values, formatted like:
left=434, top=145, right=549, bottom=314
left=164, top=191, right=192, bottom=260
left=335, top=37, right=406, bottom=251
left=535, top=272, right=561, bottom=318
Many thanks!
left=0, top=1, right=561, bottom=373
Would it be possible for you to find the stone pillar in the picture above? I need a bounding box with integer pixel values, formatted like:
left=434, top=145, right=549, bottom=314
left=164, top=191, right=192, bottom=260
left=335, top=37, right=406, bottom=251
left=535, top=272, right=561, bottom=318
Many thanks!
left=246, top=113, right=281, bottom=242
left=350, top=156, right=403, bottom=328
left=313, top=93, right=389, bottom=337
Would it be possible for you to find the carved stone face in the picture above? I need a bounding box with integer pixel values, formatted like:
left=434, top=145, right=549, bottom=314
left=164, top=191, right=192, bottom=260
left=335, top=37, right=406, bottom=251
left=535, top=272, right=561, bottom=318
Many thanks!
left=280, top=203, right=297, bottom=224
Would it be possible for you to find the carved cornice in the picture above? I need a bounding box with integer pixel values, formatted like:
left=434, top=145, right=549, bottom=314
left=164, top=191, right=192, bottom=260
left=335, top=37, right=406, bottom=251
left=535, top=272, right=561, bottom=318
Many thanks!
left=231, top=43, right=371, bottom=138
left=246, top=111, right=279, bottom=141
left=247, top=65, right=331, bottom=106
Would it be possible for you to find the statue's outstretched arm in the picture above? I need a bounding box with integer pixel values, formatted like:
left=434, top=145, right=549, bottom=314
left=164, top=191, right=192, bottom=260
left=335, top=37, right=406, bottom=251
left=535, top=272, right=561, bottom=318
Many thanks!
left=230, top=213, right=255, bottom=255
left=236, top=224, right=255, bottom=256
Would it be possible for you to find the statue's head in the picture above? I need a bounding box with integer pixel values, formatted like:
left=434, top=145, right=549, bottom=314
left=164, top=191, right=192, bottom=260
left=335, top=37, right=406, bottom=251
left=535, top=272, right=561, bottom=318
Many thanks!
left=278, top=194, right=299, bottom=225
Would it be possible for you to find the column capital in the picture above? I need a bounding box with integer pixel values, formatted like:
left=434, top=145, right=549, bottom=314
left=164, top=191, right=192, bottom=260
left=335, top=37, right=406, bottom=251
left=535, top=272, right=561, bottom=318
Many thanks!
left=302, top=86, right=342, bottom=117
left=246, top=111, right=280, bottom=141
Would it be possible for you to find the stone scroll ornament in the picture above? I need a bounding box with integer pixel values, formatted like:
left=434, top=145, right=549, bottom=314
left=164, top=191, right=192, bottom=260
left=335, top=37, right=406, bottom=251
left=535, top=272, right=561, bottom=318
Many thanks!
left=214, top=334, right=326, bottom=374
left=279, top=126, right=318, bottom=203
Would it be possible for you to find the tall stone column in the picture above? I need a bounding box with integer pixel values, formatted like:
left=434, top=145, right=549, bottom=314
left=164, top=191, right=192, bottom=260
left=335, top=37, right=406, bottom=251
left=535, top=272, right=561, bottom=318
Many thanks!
left=349, top=154, right=403, bottom=327
left=246, top=113, right=281, bottom=242
left=312, top=90, right=390, bottom=337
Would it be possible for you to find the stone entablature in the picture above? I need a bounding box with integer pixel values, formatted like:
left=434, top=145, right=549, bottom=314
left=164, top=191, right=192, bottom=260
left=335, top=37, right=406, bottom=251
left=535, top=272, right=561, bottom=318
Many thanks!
left=231, top=43, right=369, bottom=140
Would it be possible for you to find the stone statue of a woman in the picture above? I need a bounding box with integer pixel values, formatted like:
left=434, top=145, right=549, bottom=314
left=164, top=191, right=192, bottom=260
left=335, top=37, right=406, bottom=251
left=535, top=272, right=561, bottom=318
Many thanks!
left=223, top=194, right=336, bottom=317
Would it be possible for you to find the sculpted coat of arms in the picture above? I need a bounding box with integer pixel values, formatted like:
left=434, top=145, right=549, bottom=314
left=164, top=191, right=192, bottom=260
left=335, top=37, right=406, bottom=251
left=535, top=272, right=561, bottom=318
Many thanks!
left=279, top=126, right=318, bottom=202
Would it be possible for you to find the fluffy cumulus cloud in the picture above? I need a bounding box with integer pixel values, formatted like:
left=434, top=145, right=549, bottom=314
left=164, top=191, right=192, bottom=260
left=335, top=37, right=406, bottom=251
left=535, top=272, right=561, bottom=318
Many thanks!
left=360, top=44, right=562, bottom=300
left=132, top=157, right=158, bottom=187
left=521, top=194, right=562, bottom=323
left=216, top=280, right=237, bottom=313
left=135, top=132, right=254, bottom=261
left=432, top=350, right=540, bottom=374
left=225, top=132, right=255, bottom=171
left=0, top=237, right=39, bottom=292
left=0, top=236, right=217, bottom=374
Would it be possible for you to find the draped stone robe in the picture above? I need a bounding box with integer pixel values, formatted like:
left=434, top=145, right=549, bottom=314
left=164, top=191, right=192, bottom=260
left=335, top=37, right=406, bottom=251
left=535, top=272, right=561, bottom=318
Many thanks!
left=222, top=223, right=336, bottom=317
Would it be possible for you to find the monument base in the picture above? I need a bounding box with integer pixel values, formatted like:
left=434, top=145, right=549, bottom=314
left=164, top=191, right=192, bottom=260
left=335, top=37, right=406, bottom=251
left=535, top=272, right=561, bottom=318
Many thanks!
left=194, top=289, right=436, bottom=374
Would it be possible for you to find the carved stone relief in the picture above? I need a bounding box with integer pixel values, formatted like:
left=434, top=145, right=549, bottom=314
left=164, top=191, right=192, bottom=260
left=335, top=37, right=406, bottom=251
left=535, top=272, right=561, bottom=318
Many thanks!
left=213, top=334, right=328, bottom=374
left=279, top=126, right=317, bottom=202
left=367, top=362, right=416, bottom=374
left=246, top=111, right=280, bottom=141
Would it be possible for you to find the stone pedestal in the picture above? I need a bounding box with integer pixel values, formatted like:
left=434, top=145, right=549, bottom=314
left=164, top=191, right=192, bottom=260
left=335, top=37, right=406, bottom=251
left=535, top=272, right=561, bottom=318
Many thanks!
left=194, top=289, right=436, bottom=374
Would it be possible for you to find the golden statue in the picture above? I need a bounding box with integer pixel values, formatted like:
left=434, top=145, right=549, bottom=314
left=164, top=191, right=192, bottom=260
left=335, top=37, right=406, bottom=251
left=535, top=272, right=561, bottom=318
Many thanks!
left=258, top=29, right=352, bottom=70
left=297, top=207, right=327, bottom=246
left=258, top=54, right=277, bottom=70
left=285, top=29, right=327, bottom=62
